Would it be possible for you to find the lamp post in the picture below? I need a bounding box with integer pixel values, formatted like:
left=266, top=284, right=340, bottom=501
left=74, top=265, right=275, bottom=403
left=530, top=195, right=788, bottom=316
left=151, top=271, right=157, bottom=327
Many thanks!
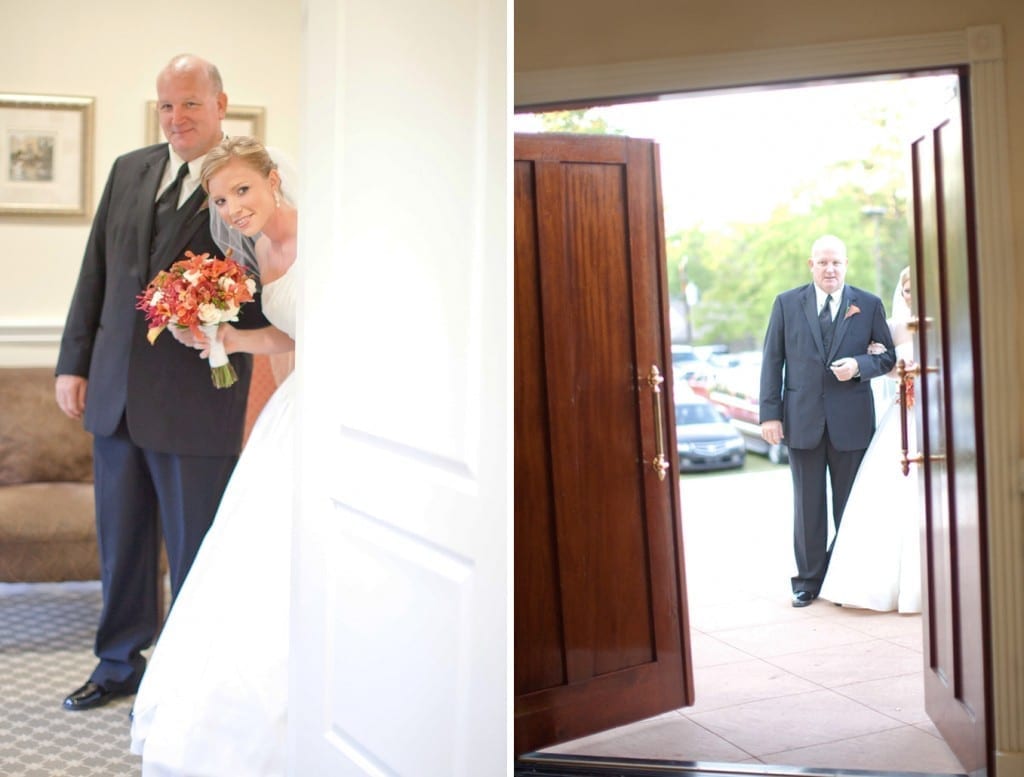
left=861, top=205, right=885, bottom=299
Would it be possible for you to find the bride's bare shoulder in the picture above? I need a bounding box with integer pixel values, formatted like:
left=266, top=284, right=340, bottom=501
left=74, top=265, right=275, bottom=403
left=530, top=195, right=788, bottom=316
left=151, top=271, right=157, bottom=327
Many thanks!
left=254, top=237, right=296, bottom=285
left=888, top=319, right=912, bottom=346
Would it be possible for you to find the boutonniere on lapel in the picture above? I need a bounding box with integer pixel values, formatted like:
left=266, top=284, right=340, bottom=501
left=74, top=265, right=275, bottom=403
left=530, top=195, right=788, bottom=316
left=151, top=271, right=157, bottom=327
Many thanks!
left=844, top=304, right=861, bottom=320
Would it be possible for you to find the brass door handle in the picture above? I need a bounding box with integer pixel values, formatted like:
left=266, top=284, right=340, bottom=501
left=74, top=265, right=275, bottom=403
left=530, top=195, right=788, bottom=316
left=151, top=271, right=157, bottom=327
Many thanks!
left=896, top=358, right=944, bottom=474
left=901, top=451, right=946, bottom=472
left=905, top=315, right=933, bottom=333
left=645, top=365, right=670, bottom=481
left=898, top=358, right=914, bottom=476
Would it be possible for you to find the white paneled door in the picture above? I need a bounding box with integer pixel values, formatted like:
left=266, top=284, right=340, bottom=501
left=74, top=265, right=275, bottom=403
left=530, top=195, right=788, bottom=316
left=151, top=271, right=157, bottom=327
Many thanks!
left=289, top=1, right=508, bottom=775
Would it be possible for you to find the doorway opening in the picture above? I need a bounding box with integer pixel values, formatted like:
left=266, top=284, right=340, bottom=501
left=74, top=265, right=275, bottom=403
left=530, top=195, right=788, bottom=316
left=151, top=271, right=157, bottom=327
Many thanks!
left=515, top=71, right=967, bottom=775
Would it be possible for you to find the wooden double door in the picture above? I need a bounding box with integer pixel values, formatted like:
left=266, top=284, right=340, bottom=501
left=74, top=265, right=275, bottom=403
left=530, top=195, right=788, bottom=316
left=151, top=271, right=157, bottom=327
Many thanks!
left=514, top=133, right=693, bottom=755
left=515, top=96, right=991, bottom=774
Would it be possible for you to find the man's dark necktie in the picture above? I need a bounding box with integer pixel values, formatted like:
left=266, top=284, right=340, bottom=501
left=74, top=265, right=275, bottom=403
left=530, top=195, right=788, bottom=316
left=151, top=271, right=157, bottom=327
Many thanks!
left=819, top=294, right=834, bottom=350
left=152, top=162, right=189, bottom=239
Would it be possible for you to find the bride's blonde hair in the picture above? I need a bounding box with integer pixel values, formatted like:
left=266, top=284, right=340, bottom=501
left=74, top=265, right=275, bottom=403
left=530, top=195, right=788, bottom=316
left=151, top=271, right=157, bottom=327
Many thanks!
left=891, top=266, right=912, bottom=321
left=200, top=136, right=277, bottom=193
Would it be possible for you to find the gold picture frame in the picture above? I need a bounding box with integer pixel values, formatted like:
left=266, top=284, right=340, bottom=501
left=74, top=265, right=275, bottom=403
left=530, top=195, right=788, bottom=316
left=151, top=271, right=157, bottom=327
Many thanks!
left=145, top=102, right=266, bottom=145
left=0, top=93, right=94, bottom=217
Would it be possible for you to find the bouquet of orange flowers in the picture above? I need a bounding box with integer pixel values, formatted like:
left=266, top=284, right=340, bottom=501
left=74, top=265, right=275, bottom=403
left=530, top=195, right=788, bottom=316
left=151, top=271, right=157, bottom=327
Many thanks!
left=136, top=250, right=257, bottom=388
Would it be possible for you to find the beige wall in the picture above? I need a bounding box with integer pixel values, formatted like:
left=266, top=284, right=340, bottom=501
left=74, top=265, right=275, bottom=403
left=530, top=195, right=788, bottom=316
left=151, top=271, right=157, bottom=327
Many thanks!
left=515, top=0, right=1024, bottom=70
left=0, top=0, right=301, bottom=366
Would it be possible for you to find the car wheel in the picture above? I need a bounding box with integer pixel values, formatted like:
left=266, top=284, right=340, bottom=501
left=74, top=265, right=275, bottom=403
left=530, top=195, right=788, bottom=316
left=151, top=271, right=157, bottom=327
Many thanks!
left=768, top=444, right=785, bottom=465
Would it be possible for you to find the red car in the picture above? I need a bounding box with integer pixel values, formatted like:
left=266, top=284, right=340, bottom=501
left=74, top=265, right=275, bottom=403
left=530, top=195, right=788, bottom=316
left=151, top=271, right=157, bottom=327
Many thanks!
left=704, top=356, right=789, bottom=465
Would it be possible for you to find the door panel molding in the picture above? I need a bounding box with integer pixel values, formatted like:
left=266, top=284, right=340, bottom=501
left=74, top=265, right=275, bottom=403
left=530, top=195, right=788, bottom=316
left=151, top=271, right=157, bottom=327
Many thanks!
left=515, top=23, right=1022, bottom=773
left=514, top=135, right=692, bottom=756
left=910, top=95, right=989, bottom=771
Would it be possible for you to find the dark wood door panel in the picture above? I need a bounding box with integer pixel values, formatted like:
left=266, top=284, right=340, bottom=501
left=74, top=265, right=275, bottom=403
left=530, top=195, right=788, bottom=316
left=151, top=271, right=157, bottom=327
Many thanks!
left=545, top=161, right=656, bottom=678
left=912, top=80, right=989, bottom=775
left=515, top=133, right=636, bottom=164
left=515, top=158, right=568, bottom=696
left=515, top=663, right=686, bottom=756
left=515, top=133, right=692, bottom=756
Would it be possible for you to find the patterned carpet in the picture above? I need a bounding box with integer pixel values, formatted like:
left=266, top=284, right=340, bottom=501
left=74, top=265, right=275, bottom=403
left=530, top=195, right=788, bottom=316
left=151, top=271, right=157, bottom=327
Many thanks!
left=0, top=581, right=141, bottom=776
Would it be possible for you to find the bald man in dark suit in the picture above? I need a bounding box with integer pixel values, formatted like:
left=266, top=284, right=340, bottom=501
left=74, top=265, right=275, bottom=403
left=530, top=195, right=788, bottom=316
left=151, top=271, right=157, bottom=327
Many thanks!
left=56, top=54, right=269, bottom=710
left=759, top=235, right=896, bottom=608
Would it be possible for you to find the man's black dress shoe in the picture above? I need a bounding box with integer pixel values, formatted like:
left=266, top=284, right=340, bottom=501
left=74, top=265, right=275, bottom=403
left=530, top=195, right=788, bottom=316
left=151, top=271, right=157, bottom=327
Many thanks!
left=63, top=681, right=120, bottom=711
left=792, top=591, right=815, bottom=608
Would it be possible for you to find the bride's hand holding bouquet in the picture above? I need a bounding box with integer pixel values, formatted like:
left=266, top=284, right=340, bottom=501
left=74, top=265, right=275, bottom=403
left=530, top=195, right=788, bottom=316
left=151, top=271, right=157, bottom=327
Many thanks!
left=136, top=249, right=257, bottom=388
left=166, top=319, right=235, bottom=362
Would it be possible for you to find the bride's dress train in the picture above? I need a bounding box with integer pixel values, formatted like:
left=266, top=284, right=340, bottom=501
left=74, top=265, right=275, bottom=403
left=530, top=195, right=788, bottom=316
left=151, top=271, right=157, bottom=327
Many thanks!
left=130, top=268, right=296, bottom=775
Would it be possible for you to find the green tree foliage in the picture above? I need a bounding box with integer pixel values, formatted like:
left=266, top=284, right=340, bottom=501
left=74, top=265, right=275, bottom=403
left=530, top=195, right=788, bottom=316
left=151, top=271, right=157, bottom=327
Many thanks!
left=537, top=109, right=622, bottom=135
left=676, top=136, right=911, bottom=349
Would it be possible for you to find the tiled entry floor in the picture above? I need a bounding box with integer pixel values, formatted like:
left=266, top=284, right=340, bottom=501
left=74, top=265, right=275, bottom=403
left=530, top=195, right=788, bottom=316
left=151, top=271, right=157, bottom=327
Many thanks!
left=542, top=465, right=965, bottom=774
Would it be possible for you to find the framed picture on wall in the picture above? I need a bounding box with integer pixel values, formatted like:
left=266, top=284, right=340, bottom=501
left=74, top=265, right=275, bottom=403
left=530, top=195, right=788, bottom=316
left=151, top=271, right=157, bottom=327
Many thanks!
left=145, top=102, right=266, bottom=145
left=0, top=93, right=94, bottom=217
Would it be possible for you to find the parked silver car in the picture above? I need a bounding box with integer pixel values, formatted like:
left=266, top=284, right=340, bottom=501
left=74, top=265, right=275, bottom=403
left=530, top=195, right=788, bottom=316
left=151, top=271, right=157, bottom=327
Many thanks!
left=674, top=391, right=746, bottom=472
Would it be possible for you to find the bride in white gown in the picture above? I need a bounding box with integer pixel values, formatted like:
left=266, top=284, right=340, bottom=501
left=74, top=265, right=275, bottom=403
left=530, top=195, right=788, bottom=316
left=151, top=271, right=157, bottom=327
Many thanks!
left=819, top=267, right=921, bottom=614
left=130, top=137, right=298, bottom=775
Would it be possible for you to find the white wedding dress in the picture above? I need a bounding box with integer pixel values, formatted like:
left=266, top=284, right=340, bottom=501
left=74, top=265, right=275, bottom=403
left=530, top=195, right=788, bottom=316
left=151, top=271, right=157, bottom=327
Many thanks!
left=818, top=337, right=921, bottom=614
left=130, top=266, right=297, bottom=775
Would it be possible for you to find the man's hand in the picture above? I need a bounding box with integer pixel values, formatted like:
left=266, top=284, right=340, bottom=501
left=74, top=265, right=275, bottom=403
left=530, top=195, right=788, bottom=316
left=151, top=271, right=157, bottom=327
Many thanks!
left=761, top=419, right=783, bottom=446
left=55, top=375, right=87, bottom=420
left=830, top=357, right=860, bottom=382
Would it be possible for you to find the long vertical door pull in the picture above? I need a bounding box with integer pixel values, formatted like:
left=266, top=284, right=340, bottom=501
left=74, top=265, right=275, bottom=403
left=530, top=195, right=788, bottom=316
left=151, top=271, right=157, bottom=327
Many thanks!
left=645, top=365, right=669, bottom=481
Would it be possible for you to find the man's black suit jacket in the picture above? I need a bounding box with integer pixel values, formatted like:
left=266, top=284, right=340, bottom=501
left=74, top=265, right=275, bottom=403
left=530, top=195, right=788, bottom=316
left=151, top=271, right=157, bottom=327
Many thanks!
left=57, top=143, right=268, bottom=456
left=759, top=283, right=896, bottom=452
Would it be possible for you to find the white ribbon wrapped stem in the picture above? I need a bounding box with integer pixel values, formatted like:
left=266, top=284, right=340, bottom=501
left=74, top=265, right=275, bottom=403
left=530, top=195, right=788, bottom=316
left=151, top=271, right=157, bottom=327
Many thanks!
left=199, top=324, right=229, bottom=368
